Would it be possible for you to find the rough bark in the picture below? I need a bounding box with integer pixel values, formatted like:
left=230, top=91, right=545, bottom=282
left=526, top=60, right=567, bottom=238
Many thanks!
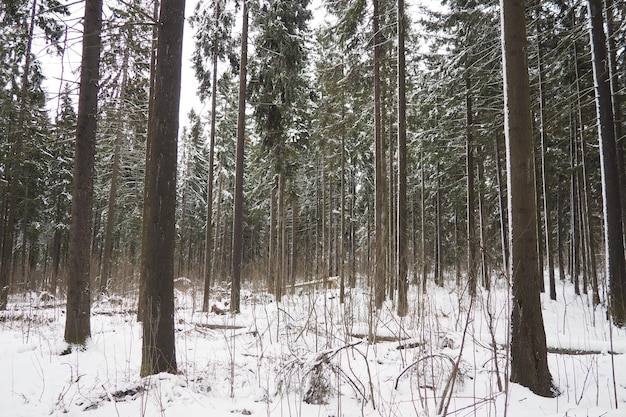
left=231, top=1, right=248, bottom=314
left=396, top=0, right=408, bottom=317
left=64, top=0, right=103, bottom=345
left=140, top=0, right=185, bottom=377
left=500, top=0, right=554, bottom=397
left=100, top=47, right=130, bottom=295
left=373, top=0, right=385, bottom=310
left=587, top=0, right=626, bottom=325
left=202, top=3, right=220, bottom=313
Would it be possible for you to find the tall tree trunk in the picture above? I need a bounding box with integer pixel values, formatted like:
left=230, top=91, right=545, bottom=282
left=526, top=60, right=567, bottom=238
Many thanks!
left=202, top=2, right=220, bottom=313
left=373, top=0, right=385, bottom=310
left=420, top=150, right=427, bottom=293
left=138, top=0, right=160, bottom=323
left=466, top=75, right=478, bottom=297
left=140, top=0, right=184, bottom=376
left=269, top=179, right=277, bottom=294
left=587, top=0, right=626, bottom=325
left=435, top=164, right=443, bottom=287
left=494, top=134, right=509, bottom=273
left=231, top=1, right=248, bottom=314
left=101, top=47, right=130, bottom=295
left=396, top=0, right=408, bottom=317
left=277, top=172, right=287, bottom=300
left=605, top=0, right=626, bottom=248
left=477, top=153, right=489, bottom=290
left=64, top=0, right=103, bottom=345
left=501, top=0, right=554, bottom=397
left=536, top=23, right=556, bottom=300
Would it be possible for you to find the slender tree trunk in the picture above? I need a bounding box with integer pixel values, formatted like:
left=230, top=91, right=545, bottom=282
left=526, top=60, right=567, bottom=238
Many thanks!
left=269, top=179, right=277, bottom=294
left=587, top=0, right=626, bottom=325
left=494, top=134, right=509, bottom=273
left=477, top=153, right=489, bottom=290
left=202, top=2, right=220, bottom=312
left=420, top=151, right=427, bottom=293
left=140, top=0, right=184, bottom=376
left=435, top=164, right=443, bottom=287
left=340, top=103, right=346, bottom=303
left=101, top=48, right=130, bottom=295
left=373, top=0, right=385, bottom=310
left=466, top=75, right=478, bottom=297
left=396, top=0, right=408, bottom=317
left=231, top=1, right=248, bottom=314
left=278, top=173, right=287, bottom=300
left=501, top=0, right=554, bottom=396
left=64, top=0, right=103, bottom=345
left=536, top=25, right=556, bottom=300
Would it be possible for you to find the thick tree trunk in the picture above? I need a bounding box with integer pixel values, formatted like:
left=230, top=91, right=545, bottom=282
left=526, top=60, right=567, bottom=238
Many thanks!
left=500, top=0, right=554, bottom=397
left=140, top=0, right=184, bottom=377
left=64, top=0, right=103, bottom=345
left=605, top=0, right=626, bottom=249
left=587, top=0, right=626, bottom=325
left=138, top=0, right=160, bottom=323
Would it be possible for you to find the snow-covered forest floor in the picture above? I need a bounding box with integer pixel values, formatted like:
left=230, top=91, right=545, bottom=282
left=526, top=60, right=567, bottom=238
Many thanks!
left=1, top=274, right=625, bottom=417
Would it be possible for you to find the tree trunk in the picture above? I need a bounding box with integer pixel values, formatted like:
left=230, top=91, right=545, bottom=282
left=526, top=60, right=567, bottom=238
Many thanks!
left=605, top=0, right=626, bottom=249
left=500, top=0, right=554, bottom=397
left=231, top=1, right=248, bottom=314
left=64, top=0, right=103, bottom=345
left=140, top=0, right=184, bottom=377
left=536, top=24, right=556, bottom=300
left=373, top=0, right=385, bottom=310
left=396, top=0, right=408, bottom=317
left=138, top=0, right=160, bottom=323
left=100, top=47, right=130, bottom=295
left=202, top=2, right=220, bottom=313
left=494, top=134, right=509, bottom=273
left=466, top=75, right=478, bottom=297
left=587, top=0, right=626, bottom=325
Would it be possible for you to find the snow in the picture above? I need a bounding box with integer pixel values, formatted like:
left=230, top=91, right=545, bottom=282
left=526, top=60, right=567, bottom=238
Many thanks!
left=1, top=275, right=625, bottom=417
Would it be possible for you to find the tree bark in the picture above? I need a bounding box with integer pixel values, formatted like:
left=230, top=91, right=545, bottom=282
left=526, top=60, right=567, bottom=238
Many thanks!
left=140, top=0, right=185, bottom=377
left=64, top=0, right=103, bottom=345
left=373, top=0, right=385, bottom=310
left=202, top=2, right=220, bottom=313
left=466, top=75, right=478, bottom=297
left=230, top=1, right=248, bottom=314
left=396, top=0, right=408, bottom=317
left=100, top=46, right=130, bottom=295
left=500, top=0, right=554, bottom=397
left=587, top=0, right=626, bottom=325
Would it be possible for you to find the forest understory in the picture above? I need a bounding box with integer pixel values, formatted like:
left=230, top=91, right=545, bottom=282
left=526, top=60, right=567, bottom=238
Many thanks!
left=1, top=271, right=625, bottom=417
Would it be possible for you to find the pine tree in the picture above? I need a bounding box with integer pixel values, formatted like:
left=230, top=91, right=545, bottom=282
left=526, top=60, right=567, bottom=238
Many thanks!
left=501, top=0, right=554, bottom=397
